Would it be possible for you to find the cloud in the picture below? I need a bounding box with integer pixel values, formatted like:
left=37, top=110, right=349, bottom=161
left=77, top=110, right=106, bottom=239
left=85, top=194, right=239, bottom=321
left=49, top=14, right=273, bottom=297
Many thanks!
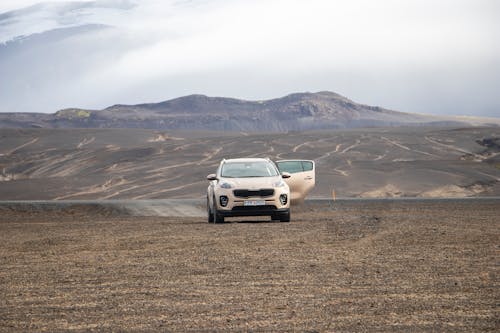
left=0, top=0, right=137, bottom=43
left=0, top=0, right=499, bottom=116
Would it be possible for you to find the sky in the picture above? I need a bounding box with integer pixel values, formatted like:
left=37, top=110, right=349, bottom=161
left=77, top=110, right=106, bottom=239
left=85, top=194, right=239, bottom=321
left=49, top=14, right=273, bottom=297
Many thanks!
left=0, top=0, right=499, bottom=117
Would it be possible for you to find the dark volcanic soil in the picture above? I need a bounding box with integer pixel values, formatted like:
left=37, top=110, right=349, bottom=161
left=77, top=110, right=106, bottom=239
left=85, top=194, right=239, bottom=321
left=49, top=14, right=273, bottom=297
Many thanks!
left=1, top=127, right=500, bottom=200
left=0, top=199, right=498, bottom=332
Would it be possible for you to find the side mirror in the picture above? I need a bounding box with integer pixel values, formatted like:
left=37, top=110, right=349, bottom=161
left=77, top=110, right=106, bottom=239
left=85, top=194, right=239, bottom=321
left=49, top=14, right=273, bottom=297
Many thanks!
left=206, top=174, right=218, bottom=181
left=281, top=172, right=291, bottom=179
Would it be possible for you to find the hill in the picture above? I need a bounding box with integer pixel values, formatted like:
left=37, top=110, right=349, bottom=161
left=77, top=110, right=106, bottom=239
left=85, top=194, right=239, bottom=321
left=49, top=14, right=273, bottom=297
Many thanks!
left=1, top=91, right=499, bottom=130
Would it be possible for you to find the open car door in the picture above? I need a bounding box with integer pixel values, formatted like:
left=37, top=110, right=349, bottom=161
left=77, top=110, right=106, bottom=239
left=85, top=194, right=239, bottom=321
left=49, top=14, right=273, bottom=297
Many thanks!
left=275, top=160, right=315, bottom=203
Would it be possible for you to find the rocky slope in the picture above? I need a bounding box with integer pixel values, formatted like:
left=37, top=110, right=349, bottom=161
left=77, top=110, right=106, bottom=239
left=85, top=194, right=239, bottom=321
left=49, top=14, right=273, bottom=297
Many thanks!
left=1, top=91, right=499, bottom=131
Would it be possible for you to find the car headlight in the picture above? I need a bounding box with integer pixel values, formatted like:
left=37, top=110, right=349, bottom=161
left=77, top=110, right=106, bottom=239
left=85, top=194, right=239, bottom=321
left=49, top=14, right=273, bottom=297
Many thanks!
left=273, top=180, right=286, bottom=187
left=219, top=182, right=234, bottom=189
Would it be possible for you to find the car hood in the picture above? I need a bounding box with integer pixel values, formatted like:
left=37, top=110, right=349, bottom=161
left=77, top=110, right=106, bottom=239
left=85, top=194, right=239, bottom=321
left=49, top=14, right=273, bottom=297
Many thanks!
left=220, top=176, right=282, bottom=189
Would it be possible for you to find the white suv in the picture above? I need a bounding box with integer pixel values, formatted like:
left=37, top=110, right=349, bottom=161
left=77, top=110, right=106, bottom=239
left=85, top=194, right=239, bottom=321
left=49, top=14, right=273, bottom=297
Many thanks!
left=206, top=158, right=315, bottom=223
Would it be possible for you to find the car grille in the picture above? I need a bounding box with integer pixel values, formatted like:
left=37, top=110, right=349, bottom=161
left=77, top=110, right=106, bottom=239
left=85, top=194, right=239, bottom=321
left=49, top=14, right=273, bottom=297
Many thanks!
left=232, top=205, right=277, bottom=212
left=233, top=189, right=275, bottom=198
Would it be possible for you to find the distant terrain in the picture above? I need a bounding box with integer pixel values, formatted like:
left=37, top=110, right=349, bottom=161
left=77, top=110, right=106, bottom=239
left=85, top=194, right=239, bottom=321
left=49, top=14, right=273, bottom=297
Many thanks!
left=0, top=127, right=499, bottom=200
left=1, top=92, right=499, bottom=131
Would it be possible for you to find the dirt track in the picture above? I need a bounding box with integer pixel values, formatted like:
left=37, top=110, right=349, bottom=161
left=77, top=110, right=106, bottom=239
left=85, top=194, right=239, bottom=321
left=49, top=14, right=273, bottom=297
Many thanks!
left=0, top=199, right=498, bottom=332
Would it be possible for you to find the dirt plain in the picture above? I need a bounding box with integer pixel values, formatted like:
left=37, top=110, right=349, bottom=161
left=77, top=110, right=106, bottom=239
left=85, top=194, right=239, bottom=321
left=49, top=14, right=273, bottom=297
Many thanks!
left=1, top=127, right=499, bottom=200
left=0, top=199, right=498, bottom=332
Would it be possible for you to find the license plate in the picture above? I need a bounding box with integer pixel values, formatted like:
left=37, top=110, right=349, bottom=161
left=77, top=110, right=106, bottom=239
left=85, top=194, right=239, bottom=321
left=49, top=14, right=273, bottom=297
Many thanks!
left=244, top=200, right=266, bottom=206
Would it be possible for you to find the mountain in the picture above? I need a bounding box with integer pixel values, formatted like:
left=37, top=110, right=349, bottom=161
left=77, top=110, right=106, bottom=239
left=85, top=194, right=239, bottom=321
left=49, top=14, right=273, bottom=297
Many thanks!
left=1, top=91, right=499, bottom=131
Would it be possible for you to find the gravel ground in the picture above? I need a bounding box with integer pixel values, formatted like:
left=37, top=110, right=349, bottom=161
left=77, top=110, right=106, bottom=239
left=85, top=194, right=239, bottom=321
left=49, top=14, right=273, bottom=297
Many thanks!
left=0, top=199, right=498, bottom=332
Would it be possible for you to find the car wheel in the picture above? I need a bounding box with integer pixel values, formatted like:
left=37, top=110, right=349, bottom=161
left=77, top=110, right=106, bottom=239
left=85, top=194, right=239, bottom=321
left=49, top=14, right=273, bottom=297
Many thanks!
left=214, top=210, right=225, bottom=223
left=212, top=196, right=224, bottom=223
left=207, top=197, right=214, bottom=223
left=279, top=210, right=291, bottom=223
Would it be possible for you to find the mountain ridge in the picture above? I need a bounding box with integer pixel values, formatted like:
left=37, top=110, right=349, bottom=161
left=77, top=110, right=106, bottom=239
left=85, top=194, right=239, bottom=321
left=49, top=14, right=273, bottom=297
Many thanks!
left=1, top=91, right=499, bottom=131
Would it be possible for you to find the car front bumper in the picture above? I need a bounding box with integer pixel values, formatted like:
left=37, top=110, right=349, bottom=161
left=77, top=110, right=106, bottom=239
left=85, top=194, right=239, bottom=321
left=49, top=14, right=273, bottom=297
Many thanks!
left=214, top=187, right=290, bottom=217
left=217, top=205, right=289, bottom=217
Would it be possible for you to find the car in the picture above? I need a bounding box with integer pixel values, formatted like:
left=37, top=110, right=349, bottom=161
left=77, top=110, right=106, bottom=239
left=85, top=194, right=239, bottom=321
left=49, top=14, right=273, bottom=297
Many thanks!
left=206, top=158, right=315, bottom=223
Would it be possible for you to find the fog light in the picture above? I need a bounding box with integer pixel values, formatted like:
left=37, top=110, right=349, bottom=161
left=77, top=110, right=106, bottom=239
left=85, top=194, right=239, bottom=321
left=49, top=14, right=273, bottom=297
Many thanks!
left=219, top=195, right=229, bottom=207
left=279, top=194, right=288, bottom=205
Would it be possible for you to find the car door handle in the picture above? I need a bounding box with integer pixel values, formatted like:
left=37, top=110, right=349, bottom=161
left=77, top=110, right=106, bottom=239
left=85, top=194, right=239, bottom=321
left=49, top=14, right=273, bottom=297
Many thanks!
left=304, top=176, right=313, bottom=180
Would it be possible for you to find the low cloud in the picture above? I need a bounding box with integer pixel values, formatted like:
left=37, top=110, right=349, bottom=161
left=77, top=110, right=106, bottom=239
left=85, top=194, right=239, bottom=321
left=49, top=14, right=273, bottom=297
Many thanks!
left=0, top=0, right=499, bottom=116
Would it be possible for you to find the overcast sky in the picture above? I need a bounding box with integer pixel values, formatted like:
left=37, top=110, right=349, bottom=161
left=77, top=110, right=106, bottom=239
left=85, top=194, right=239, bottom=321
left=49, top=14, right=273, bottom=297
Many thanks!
left=0, top=0, right=499, bottom=116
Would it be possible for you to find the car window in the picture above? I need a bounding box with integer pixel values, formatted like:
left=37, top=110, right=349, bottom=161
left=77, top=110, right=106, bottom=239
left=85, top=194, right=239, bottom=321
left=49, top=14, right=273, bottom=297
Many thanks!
left=277, top=161, right=303, bottom=174
left=277, top=161, right=314, bottom=174
left=221, top=161, right=278, bottom=178
left=302, top=161, right=314, bottom=172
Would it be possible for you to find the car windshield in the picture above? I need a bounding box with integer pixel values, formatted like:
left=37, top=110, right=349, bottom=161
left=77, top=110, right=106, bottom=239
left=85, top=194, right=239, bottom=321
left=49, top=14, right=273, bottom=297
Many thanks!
left=221, top=161, right=279, bottom=178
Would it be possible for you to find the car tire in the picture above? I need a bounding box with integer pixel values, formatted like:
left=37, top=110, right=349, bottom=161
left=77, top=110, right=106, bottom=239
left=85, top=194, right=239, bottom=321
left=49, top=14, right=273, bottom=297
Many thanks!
left=207, top=197, right=214, bottom=223
left=214, top=210, right=224, bottom=223
left=279, top=210, right=291, bottom=222
left=212, top=196, right=224, bottom=223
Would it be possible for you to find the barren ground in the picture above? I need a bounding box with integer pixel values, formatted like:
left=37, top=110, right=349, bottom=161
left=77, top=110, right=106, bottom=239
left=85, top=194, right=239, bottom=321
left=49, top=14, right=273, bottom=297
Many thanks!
left=1, top=127, right=499, bottom=199
left=0, top=199, right=498, bottom=332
